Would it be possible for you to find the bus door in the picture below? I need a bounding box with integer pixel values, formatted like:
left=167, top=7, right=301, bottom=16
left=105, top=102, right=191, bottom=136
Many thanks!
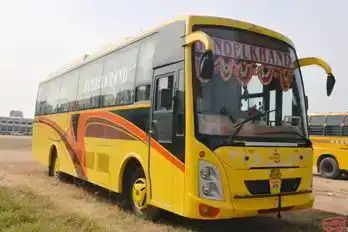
left=149, top=62, right=185, bottom=208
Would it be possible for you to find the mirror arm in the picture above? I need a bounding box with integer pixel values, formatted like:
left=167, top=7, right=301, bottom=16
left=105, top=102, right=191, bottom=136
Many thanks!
left=294, top=57, right=334, bottom=76
left=183, top=31, right=214, bottom=51
left=294, top=57, right=336, bottom=97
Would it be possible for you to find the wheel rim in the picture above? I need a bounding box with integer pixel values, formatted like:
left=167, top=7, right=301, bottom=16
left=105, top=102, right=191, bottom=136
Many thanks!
left=323, top=161, right=334, bottom=174
left=132, top=178, right=148, bottom=210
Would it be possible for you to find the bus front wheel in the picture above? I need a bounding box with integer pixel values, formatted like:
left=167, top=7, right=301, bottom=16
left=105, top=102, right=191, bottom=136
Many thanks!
left=128, top=167, right=160, bottom=220
left=319, top=157, right=341, bottom=179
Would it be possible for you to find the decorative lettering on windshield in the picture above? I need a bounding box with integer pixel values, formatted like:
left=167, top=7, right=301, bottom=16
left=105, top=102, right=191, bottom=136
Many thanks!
left=194, top=37, right=294, bottom=91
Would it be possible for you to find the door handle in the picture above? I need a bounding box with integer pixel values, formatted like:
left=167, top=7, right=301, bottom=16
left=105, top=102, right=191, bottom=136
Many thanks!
left=152, top=119, right=158, bottom=124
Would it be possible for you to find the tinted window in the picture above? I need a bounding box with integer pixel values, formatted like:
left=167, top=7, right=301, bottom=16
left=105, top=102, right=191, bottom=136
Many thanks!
left=100, top=45, right=139, bottom=107
left=45, top=77, right=61, bottom=114
left=135, top=85, right=150, bottom=102
left=176, top=69, right=185, bottom=114
left=36, top=83, right=48, bottom=115
left=135, top=37, right=156, bottom=85
left=310, top=116, right=326, bottom=125
left=342, top=116, right=348, bottom=136
left=77, top=62, right=104, bottom=110
left=155, top=75, right=174, bottom=111
left=35, top=85, right=43, bottom=115
left=58, top=71, right=79, bottom=112
left=344, top=116, right=348, bottom=125
left=176, top=69, right=185, bottom=135
left=38, top=78, right=61, bottom=115
left=326, top=116, right=343, bottom=125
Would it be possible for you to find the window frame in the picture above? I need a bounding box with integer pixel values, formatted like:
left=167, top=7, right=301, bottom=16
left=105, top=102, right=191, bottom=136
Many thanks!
left=154, top=74, right=175, bottom=112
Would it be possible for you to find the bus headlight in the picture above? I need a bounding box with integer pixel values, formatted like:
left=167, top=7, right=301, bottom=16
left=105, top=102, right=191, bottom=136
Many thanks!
left=199, top=160, right=224, bottom=201
left=200, top=166, right=211, bottom=180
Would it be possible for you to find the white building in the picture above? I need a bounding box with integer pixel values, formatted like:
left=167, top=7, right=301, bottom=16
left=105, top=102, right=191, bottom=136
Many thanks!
left=0, top=111, right=33, bottom=135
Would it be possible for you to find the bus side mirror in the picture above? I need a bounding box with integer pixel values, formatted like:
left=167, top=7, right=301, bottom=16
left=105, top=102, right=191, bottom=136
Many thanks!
left=199, top=50, right=214, bottom=80
left=326, top=74, right=336, bottom=97
left=160, top=88, right=172, bottom=109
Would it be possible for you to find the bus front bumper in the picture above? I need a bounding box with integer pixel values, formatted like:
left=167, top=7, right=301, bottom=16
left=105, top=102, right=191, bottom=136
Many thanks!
left=184, top=190, right=314, bottom=220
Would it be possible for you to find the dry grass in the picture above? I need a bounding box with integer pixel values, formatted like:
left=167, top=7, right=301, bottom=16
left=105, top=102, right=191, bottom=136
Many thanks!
left=0, top=186, right=102, bottom=232
left=0, top=183, right=341, bottom=232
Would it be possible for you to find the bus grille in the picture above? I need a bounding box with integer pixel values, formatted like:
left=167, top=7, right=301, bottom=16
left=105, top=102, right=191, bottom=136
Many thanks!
left=245, top=178, right=301, bottom=195
left=244, top=180, right=270, bottom=195
left=281, top=178, right=301, bottom=193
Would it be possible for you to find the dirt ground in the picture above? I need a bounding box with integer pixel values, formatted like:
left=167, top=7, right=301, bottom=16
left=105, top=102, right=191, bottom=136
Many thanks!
left=0, top=135, right=347, bottom=231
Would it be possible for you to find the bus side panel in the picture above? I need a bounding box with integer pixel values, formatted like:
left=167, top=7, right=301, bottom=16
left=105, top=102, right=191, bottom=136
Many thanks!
left=33, top=106, right=186, bottom=214
left=172, top=163, right=185, bottom=215
left=32, top=119, right=51, bottom=167
left=32, top=113, right=79, bottom=178
left=78, top=107, right=183, bottom=213
left=83, top=138, right=149, bottom=192
left=312, top=136, right=348, bottom=170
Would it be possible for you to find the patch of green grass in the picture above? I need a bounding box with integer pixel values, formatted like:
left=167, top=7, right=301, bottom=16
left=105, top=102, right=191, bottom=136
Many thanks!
left=0, top=186, right=103, bottom=232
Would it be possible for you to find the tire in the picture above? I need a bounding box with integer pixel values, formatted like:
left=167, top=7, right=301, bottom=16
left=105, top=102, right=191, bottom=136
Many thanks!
left=319, top=157, right=341, bottom=179
left=126, top=167, right=160, bottom=220
left=341, top=170, right=348, bottom=180
left=48, top=150, right=61, bottom=178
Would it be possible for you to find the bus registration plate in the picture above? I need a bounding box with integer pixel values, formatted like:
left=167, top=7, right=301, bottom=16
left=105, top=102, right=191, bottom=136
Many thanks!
left=270, top=168, right=281, bottom=180
left=269, top=168, right=282, bottom=193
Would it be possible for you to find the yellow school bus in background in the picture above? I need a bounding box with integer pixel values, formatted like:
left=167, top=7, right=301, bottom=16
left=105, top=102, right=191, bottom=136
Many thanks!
left=32, top=15, right=337, bottom=220
left=309, top=112, right=348, bottom=179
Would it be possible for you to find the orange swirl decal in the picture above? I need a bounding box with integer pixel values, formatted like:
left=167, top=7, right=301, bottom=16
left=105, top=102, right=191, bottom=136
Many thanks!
left=36, top=110, right=185, bottom=177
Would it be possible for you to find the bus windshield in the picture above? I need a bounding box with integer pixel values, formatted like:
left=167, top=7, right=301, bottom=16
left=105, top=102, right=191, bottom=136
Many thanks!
left=192, top=27, right=308, bottom=145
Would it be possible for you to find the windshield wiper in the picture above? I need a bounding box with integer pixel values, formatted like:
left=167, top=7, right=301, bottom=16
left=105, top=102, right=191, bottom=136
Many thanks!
left=255, top=130, right=311, bottom=144
left=223, top=108, right=276, bottom=145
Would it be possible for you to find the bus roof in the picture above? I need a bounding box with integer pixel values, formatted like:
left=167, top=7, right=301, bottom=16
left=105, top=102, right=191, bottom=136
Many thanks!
left=308, top=112, right=348, bottom=116
left=40, top=15, right=294, bottom=85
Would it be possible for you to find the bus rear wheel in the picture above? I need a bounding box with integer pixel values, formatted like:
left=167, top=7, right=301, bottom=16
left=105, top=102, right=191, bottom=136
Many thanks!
left=128, top=167, right=160, bottom=220
left=319, top=157, right=341, bottom=179
left=48, top=148, right=62, bottom=179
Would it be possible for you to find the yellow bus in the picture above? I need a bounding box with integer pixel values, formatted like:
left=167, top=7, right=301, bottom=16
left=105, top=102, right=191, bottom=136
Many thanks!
left=308, top=112, right=348, bottom=179
left=32, top=15, right=337, bottom=220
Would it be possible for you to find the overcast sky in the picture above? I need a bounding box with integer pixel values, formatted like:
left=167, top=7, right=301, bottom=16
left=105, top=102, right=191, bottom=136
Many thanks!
left=0, top=0, right=346, bottom=118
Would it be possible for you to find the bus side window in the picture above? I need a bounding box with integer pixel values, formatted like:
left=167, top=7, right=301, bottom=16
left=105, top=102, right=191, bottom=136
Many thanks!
left=326, top=116, right=343, bottom=136
left=155, top=76, right=174, bottom=111
left=135, top=85, right=150, bottom=102
left=309, top=116, right=326, bottom=136
left=175, top=69, right=185, bottom=135
left=343, top=116, right=348, bottom=136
